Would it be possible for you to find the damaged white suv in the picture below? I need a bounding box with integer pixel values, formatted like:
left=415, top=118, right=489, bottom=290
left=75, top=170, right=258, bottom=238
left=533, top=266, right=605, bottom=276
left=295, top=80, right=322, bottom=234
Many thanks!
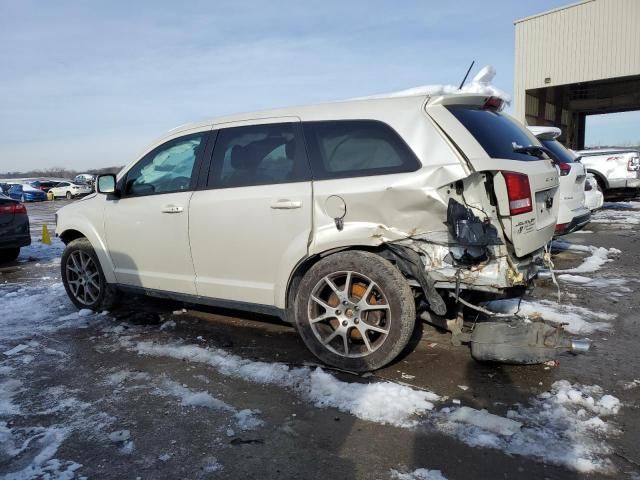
left=57, top=93, right=560, bottom=371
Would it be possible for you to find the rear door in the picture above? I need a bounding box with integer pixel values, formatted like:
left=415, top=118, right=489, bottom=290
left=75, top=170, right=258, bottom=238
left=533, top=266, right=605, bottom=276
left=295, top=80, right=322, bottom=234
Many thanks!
left=426, top=97, right=559, bottom=257
left=189, top=119, right=312, bottom=307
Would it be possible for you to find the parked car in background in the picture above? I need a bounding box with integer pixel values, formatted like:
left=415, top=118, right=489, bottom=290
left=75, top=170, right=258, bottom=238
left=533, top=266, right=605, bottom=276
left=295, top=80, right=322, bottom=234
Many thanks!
left=30, top=180, right=59, bottom=192
left=57, top=93, right=561, bottom=371
left=584, top=173, right=604, bottom=212
left=576, top=148, right=640, bottom=199
left=0, top=193, right=30, bottom=262
left=74, top=173, right=95, bottom=186
left=528, top=126, right=590, bottom=236
left=7, top=184, right=47, bottom=202
left=48, top=181, right=93, bottom=199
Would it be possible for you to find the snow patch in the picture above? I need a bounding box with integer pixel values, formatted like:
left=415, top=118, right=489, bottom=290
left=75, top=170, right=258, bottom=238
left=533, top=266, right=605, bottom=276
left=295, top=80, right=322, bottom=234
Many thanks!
left=129, top=340, right=440, bottom=428
left=483, top=298, right=614, bottom=334
left=551, top=240, right=620, bottom=274
left=390, top=468, right=448, bottom=480
left=353, top=65, right=510, bottom=103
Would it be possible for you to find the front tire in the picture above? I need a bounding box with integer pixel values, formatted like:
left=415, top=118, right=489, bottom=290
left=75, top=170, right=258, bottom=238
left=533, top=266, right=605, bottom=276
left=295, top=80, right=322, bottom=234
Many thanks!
left=0, top=248, right=20, bottom=263
left=294, top=251, right=416, bottom=372
left=61, top=238, right=117, bottom=311
left=66, top=191, right=72, bottom=200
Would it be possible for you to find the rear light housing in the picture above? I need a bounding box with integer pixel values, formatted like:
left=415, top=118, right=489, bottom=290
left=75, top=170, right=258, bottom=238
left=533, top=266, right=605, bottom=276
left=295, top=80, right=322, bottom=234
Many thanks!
left=628, top=156, right=640, bottom=171
left=0, top=203, right=27, bottom=215
left=555, top=223, right=569, bottom=234
left=558, top=162, right=571, bottom=176
left=483, top=96, right=505, bottom=112
left=502, top=171, right=532, bottom=215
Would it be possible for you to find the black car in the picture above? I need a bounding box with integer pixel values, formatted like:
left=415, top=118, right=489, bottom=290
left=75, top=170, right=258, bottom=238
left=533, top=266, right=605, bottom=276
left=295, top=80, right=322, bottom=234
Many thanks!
left=0, top=193, right=30, bottom=262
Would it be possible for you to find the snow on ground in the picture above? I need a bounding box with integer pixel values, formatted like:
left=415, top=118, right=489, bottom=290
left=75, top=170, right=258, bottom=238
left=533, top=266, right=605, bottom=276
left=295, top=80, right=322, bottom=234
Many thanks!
left=590, top=201, right=640, bottom=226
left=159, top=379, right=264, bottom=431
left=0, top=282, right=107, bottom=349
left=483, top=298, right=614, bottom=335
left=390, top=468, right=448, bottom=480
left=18, top=237, right=65, bottom=263
left=124, top=339, right=441, bottom=428
left=551, top=240, right=621, bottom=274
left=116, top=334, right=622, bottom=473
left=0, top=369, right=116, bottom=479
left=433, top=380, right=621, bottom=473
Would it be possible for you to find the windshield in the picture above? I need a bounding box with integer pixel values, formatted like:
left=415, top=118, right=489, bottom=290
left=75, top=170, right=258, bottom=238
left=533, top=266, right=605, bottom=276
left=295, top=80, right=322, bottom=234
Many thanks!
left=447, top=105, right=547, bottom=161
left=540, top=138, right=576, bottom=164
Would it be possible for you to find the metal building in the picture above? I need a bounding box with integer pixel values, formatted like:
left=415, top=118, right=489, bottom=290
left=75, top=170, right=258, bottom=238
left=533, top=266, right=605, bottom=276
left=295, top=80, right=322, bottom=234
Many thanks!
left=513, top=0, right=640, bottom=148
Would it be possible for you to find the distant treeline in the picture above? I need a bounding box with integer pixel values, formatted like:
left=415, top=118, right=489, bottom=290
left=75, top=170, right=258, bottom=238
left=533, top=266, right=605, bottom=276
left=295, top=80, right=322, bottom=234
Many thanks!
left=0, top=166, right=123, bottom=179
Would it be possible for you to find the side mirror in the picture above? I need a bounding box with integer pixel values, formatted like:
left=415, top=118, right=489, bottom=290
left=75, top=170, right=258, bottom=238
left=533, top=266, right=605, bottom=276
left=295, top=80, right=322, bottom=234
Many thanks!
left=97, top=174, right=117, bottom=194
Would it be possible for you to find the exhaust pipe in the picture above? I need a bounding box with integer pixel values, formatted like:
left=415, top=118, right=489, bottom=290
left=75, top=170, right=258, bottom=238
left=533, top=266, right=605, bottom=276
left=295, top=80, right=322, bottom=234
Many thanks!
left=569, top=339, right=591, bottom=354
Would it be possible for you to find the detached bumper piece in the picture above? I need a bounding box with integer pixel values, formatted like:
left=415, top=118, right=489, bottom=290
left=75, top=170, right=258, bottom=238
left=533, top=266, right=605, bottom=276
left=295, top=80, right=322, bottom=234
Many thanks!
left=470, top=319, right=591, bottom=364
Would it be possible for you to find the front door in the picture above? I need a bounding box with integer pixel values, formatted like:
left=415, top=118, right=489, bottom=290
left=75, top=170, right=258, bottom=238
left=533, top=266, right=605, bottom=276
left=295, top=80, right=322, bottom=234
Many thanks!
left=189, top=120, right=312, bottom=307
left=104, top=131, right=208, bottom=295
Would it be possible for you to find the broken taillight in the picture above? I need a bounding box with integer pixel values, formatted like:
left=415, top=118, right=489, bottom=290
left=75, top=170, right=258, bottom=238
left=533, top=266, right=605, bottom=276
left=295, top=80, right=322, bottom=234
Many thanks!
left=502, top=171, right=532, bottom=216
left=558, top=162, right=571, bottom=176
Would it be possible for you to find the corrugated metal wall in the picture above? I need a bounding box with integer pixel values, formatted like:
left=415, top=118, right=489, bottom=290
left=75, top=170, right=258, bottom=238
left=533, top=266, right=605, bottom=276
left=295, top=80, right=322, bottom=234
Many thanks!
left=514, top=0, right=640, bottom=121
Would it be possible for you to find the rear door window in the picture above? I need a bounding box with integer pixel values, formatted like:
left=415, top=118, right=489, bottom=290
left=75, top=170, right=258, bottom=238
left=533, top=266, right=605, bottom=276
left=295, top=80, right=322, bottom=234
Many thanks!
left=302, top=120, right=420, bottom=180
left=446, top=106, right=546, bottom=161
left=207, top=122, right=310, bottom=188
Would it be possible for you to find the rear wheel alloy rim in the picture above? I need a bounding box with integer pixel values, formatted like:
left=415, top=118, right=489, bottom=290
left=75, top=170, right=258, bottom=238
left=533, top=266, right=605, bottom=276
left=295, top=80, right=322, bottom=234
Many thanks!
left=308, top=271, right=391, bottom=358
left=66, top=251, right=101, bottom=305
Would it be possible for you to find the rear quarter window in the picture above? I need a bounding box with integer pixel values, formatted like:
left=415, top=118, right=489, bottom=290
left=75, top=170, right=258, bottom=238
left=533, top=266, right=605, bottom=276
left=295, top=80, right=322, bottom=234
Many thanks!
left=447, top=106, right=545, bottom=161
left=302, top=120, right=420, bottom=180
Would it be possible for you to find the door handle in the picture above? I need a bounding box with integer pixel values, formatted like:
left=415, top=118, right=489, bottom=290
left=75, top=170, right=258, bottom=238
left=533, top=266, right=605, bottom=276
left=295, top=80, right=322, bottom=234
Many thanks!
left=270, top=199, right=302, bottom=210
left=161, top=205, right=184, bottom=214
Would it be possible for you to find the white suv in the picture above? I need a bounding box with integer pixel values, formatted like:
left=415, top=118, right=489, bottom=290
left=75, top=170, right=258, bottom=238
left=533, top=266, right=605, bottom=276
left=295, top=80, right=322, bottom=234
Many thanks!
left=56, top=93, right=560, bottom=371
left=528, top=126, right=590, bottom=235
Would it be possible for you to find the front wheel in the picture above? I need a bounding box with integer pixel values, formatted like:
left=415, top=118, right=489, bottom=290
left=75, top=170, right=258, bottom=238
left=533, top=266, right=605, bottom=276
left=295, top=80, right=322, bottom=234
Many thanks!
left=294, top=251, right=416, bottom=372
left=66, top=191, right=72, bottom=200
left=61, top=238, right=117, bottom=311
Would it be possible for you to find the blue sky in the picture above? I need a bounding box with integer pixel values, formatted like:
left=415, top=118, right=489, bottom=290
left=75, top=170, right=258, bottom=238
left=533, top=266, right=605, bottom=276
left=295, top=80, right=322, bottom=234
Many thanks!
left=0, top=0, right=638, bottom=171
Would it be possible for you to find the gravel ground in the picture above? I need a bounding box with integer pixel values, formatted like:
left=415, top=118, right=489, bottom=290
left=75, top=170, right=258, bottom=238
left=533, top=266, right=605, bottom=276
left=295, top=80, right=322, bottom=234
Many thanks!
left=1, top=198, right=639, bottom=480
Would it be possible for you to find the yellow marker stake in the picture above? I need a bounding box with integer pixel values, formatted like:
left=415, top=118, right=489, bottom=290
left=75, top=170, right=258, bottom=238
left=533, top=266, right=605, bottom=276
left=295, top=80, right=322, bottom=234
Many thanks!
left=42, top=224, right=52, bottom=245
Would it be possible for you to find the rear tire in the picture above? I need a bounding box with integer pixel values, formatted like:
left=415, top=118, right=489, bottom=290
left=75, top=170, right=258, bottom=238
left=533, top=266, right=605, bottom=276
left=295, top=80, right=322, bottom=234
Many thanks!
left=294, top=251, right=416, bottom=372
left=61, top=238, right=117, bottom=311
left=0, top=248, right=20, bottom=263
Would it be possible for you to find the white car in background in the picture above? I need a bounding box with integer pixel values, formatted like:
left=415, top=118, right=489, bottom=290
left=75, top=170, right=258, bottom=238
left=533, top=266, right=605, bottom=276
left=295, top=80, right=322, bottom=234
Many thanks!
left=529, top=126, right=590, bottom=236
left=584, top=173, right=604, bottom=212
left=576, top=148, right=640, bottom=198
left=49, top=181, right=92, bottom=199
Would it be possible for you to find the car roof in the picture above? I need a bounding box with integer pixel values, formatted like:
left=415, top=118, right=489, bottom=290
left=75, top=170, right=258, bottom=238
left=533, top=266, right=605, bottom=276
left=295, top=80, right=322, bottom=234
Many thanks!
left=165, top=92, right=496, bottom=137
left=577, top=147, right=639, bottom=155
left=528, top=126, right=561, bottom=140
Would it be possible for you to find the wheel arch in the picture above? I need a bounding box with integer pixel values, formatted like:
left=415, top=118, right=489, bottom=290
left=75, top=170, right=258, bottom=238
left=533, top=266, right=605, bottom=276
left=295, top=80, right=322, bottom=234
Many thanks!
left=58, top=226, right=117, bottom=284
left=587, top=169, right=608, bottom=190
left=283, top=244, right=406, bottom=323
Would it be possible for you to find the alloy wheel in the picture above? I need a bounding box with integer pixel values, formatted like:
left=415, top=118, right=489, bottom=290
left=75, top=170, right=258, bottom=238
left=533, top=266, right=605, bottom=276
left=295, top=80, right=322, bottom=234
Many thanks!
left=65, top=250, right=101, bottom=305
left=307, top=271, right=391, bottom=358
